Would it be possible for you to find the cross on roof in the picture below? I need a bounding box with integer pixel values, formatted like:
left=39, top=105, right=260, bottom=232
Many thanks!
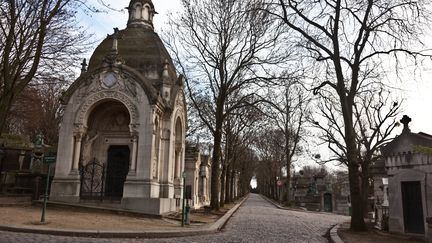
left=400, top=115, right=412, bottom=133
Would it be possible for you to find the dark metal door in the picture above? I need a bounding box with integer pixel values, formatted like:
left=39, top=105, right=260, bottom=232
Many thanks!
left=105, top=145, right=130, bottom=199
left=324, top=193, right=333, bottom=212
left=402, top=181, right=425, bottom=234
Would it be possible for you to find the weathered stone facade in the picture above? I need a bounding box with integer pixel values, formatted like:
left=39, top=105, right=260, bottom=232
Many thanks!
left=382, top=115, right=431, bottom=236
left=184, top=145, right=211, bottom=209
left=50, top=0, right=187, bottom=215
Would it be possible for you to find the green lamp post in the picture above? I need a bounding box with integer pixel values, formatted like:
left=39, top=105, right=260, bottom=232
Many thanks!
left=34, top=134, right=56, bottom=223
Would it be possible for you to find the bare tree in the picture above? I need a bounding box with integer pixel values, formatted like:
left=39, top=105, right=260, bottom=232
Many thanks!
left=165, top=0, right=287, bottom=210
left=313, top=88, right=402, bottom=217
left=264, top=0, right=430, bottom=230
left=262, top=78, right=309, bottom=205
left=221, top=103, right=262, bottom=205
left=0, top=0, right=91, bottom=134
left=254, top=128, right=286, bottom=200
left=6, top=80, right=64, bottom=145
left=236, top=145, right=259, bottom=197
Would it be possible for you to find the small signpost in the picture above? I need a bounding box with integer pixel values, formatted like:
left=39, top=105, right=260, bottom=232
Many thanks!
left=277, top=180, right=283, bottom=187
left=39, top=142, right=56, bottom=223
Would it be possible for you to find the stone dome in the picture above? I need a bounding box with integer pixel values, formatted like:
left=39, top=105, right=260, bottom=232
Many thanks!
left=87, top=27, right=177, bottom=84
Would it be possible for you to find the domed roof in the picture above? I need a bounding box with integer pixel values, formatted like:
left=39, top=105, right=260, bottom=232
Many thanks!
left=87, top=27, right=177, bottom=83
left=63, top=0, right=184, bottom=108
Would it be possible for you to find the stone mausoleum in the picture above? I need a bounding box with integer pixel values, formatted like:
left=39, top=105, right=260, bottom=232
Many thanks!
left=382, top=115, right=432, bottom=237
left=50, top=0, right=187, bottom=215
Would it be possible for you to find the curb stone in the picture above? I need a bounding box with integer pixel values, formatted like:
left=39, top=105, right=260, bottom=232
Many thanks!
left=260, top=194, right=346, bottom=216
left=0, top=195, right=249, bottom=239
left=329, top=224, right=344, bottom=243
left=259, top=194, right=309, bottom=213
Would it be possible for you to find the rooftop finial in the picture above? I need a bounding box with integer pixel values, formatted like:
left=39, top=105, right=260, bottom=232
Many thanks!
left=401, top=115, right=412, bottom=133
left=80, top=58, right=87, bottom=74
left=162, top=59, right=170, bottom=79
left=161, top=59, right=172, bottom=85
left=111, top=28, right=121, bottom=53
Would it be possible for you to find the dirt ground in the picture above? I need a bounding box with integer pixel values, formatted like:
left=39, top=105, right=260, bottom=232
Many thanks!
left=338, top=222, right=424, bottom=243
left=0, top=205, right=222, bottom=231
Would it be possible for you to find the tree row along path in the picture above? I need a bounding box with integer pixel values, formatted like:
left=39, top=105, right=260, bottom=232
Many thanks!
left=0, top=194, right=349, bottom=243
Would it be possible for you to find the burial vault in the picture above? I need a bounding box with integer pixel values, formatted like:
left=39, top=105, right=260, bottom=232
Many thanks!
left=50, top=0, right=187, bottom=215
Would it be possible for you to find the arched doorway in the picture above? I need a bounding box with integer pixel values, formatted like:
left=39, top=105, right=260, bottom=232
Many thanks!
left=174, top=118, right=183, bottom=179
left=173, top=117, right=183, bottom=201
left=80, top=100, right=132, bottom=200
left=84, top=100, right=131, bottom=165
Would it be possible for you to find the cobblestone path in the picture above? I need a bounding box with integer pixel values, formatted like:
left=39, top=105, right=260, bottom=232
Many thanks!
left=0, top=194, right=349, bottom=243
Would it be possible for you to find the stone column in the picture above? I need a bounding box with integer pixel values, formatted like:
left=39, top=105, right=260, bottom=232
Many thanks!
left=72, top=133, right=83, bottom=171
left=159, top=128, right=172, bottom=198
left=130, top=135, right=138, bottom=172
left=174, top=143, right=183, bottom=178
left=176, top=149, right=182, bottom=178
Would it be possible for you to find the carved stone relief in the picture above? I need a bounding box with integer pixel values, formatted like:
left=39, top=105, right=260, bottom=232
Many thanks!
left=75, top=91, right=139, bottom=128
left=175, top=91, right=185, bottom=109
left=76, top=70, right=139, bottom=102
left=174, top=91, right=186, bottom=121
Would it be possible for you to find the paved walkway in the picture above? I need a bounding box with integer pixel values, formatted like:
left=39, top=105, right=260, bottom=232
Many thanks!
left=0, top=194, right=349, bottom=243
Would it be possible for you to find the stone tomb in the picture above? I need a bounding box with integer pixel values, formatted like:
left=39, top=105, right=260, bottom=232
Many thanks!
left=50, top=0, right=187, bottom=215
left=184, top=145, right=211, bottom=209
left=382, top=115, right=432, bottom=237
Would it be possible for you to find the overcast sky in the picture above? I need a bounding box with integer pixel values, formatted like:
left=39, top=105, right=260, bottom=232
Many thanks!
left=79, top=0, right=432, bottom=139
left=79, top=0, right=182, bottom=40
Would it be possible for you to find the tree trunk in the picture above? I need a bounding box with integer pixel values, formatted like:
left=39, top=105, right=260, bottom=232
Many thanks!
left=220, top=164, right=226, bottom=207
left=0, top=107, right=10, bottom=135
left=339, top=83, right=367, bottom=231
left=0, top=92, right=15, bottom=134
left=284, top=171, right=291, bottom=205
left=361, top=161, right=370, bottom=218
left=344, top=115, right=367, bottom=231
left=284, top=154, right=291, bottom=205
left=225, top=165, right=232, bottom=203
left=210, top=93, right=226, bottom=211
left=348, top=162, right=366, bottom=231
left=210, top=128, right=222, bottom=210
left=229, top=170, right=234, bottom=201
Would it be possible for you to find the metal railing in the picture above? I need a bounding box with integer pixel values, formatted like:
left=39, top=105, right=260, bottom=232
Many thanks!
left=79, top=158, right=105, bottom=201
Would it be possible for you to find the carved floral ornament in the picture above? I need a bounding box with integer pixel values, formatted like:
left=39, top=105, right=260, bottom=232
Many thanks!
left=174, top=91, right=187, bottom=125
left=74, top=91, right=140, bottom=130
